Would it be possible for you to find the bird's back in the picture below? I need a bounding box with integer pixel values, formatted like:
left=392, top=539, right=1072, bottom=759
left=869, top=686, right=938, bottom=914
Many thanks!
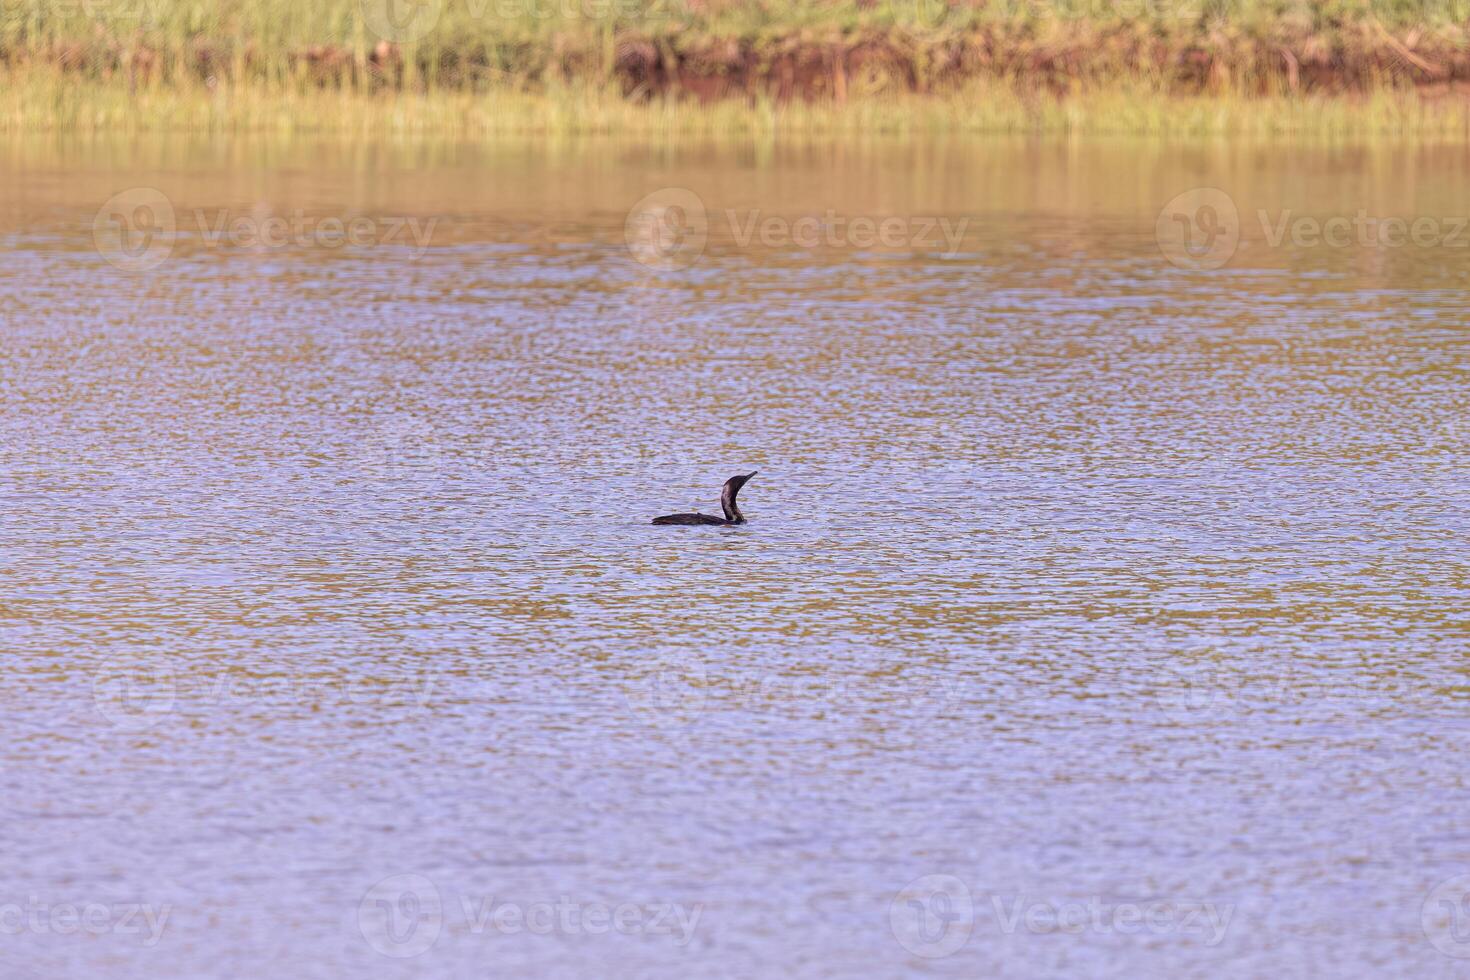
left=651, top=513, right=731, bottom=526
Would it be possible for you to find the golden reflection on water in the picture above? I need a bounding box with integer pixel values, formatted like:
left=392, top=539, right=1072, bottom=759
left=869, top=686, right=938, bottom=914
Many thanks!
left=1, top=133, right=1468, bottom=978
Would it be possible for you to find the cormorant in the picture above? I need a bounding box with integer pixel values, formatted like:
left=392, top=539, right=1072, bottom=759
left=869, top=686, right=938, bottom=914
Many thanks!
left=652, top=472, right=758, bottom=526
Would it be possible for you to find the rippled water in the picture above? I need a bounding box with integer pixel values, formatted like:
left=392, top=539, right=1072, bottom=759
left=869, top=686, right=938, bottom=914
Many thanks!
left=2, top=136, right=1468, bottom=978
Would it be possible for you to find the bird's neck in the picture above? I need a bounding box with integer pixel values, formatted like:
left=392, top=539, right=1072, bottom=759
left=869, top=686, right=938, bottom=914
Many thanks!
left=720, top=487, right=744, bottom=523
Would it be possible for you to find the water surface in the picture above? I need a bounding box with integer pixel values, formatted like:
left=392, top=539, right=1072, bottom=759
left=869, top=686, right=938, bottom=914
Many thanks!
left=2, top=135, right=1468, bottom=978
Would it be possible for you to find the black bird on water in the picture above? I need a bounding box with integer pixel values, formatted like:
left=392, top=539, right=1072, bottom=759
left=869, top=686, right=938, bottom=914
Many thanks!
left=652, top=472, right=758, bottom=526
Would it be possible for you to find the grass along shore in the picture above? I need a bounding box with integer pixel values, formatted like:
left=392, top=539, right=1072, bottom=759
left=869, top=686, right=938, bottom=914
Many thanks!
left=5, top=1, right=1470, bottom=136
left=8, top=73, right=1470, bottom=140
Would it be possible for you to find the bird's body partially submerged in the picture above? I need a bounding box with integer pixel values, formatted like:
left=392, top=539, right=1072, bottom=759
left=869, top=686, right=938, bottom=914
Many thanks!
left=652, top=472, right=758, bottom=526
left=650, top=512, right=732, bottom=526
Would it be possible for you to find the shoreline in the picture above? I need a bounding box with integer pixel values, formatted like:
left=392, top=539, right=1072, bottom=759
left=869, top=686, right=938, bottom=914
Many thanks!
left=5, top=75, right=1470, bottom=140
left=7, top=3, right=1470, bottom=138
left=8, top=12, right=1470, bottom=98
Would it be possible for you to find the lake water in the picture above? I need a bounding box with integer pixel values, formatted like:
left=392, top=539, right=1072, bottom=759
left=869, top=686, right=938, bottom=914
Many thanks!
left=1, top=134, right=1467, bottom=978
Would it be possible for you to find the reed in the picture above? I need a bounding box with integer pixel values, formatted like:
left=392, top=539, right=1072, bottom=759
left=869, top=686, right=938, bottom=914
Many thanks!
left=4, top=1, right=1470, bottom=134
left=5, top=67, right=1470, bottom=140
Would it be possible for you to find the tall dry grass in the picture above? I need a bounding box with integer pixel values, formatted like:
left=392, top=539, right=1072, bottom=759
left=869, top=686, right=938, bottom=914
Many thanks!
left=6, top=67, right=1470, bottom=140
left=4, top=1, right=1470, bottom=134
